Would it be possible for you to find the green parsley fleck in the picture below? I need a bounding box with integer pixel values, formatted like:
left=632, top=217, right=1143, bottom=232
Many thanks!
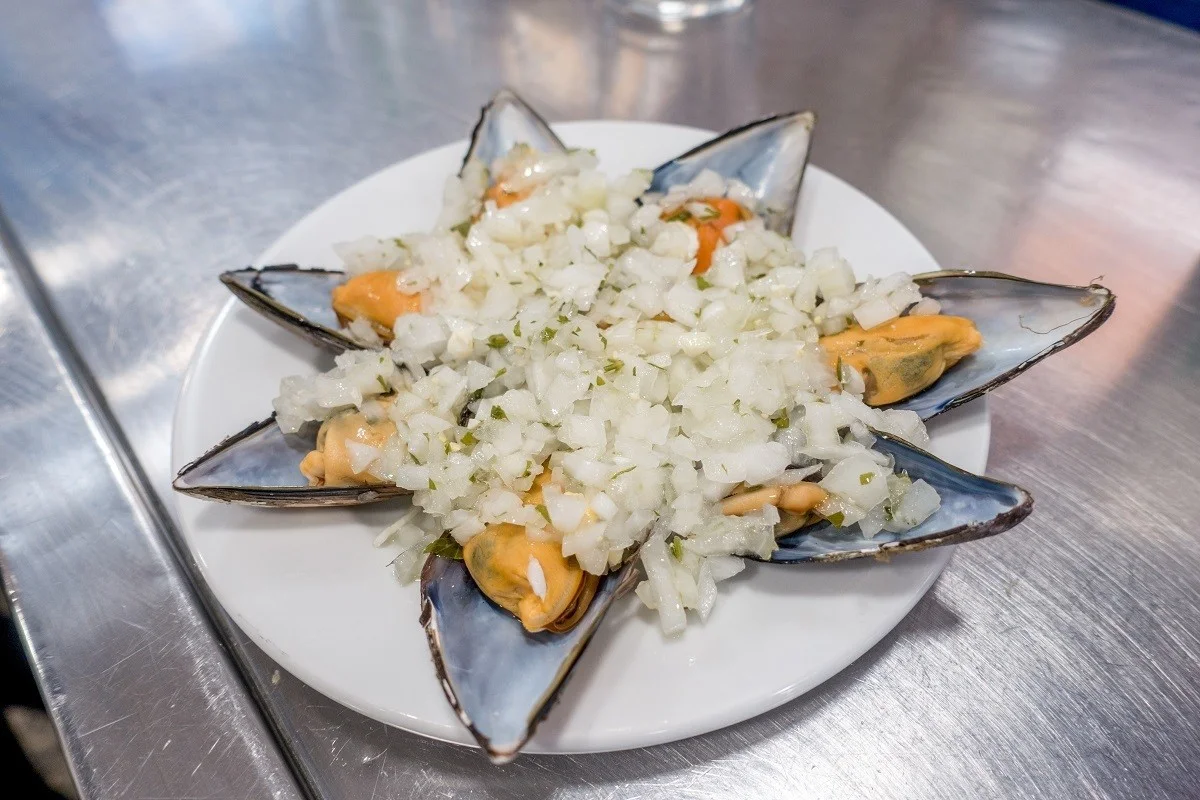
left=541, top=327, right=557, bottom=343
left=490, top=406, right=507, bottom=420
left=663, top=208, right=692, bottom=223
left=827, top=511, right=845, bottom=527
left=521, top=461, right=532, bottom=478
left=467, top=388, right=484, bottom=403
left=450, top=220, right=471, bottom=237
left=428, top=478, right=437, bottom=491
left=695, top=275, right=712, bottom=290
left=513, top=321, right=522, bottom=337
left=610, top=465, right=636, bottom=480
left=859, top=472, right=874, bottom=485
left=772, top=409, right=790, bottom=429
left=604, top=358, right=624, bottom=374
left=494, top=367, right=507, bottom=378
left=376, top=375, right=389, bottom=391
left=461, top=431, right=477, bottom=446
left=557, top=314, right=570, bottom=324
left=670, top=538, right=684, bottom=560
left=424, top=535, right=464, bottom=560
left=596, top=376, right=606, bottom=386
left=487, top=333, right=510, bottom=349
left=535, top=504, right=551, bottom=523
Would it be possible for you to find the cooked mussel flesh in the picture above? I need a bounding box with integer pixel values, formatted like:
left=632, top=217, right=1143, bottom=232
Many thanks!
left=299, top=404, right=397, bottom=488
left=819, top=315, right=983, bottom=407
left=463, top=525, right=600, bottom=634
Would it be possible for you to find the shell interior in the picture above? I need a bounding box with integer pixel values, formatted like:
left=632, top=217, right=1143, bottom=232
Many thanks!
left=892, top=271, right=1115, bottom=420
left=420, top=555, right=635, bottom=763
left=463, top=88, right=566, bottom=170
left=221, top=266, right=356, bottom=351
left=649, top=110, right=815, bottom=234
left=768, top=430, right=1033, bottom=563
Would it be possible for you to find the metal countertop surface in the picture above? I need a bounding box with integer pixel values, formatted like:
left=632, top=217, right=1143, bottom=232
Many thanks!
left=1, top=0, right=1198, bottom=797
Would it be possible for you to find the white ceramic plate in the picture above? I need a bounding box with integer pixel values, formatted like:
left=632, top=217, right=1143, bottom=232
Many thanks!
left=172, top=121, right=989, bottom=754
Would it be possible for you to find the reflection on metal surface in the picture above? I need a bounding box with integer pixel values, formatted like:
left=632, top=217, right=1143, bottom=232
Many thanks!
left=0, top=237, right=303, bottom=798
left=1, top=0, right=1199, bottom=797
left=610, top=0, right=750, bottom=25
left=101, top=0, right=302, bottom=71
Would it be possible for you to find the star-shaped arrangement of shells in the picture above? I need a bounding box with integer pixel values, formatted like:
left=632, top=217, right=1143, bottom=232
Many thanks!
left=175, top=90, right=1114, bottom=762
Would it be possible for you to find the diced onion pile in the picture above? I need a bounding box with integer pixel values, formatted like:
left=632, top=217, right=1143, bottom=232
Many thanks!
left=274, top=147, right=941, bottom=636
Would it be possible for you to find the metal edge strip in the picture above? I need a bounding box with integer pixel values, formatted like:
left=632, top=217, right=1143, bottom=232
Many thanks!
left=0, top=205, right=318, bottom=800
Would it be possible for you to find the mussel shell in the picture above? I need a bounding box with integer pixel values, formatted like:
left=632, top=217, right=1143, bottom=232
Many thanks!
left=420, top=556, right=636, bottom=763
left=767, top=430, right=1033, bottom=563
left=221, top=266, right=357, bottom=352
left=649, top=110, right=815, bottom=235
left=462, top=88, right=566, bottom=171
left=893, top=271, right=1115, bottom=420
left=172, top=415, right=409, bottom=507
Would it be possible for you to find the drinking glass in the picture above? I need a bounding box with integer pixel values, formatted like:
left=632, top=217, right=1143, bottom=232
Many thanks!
left=609, top=0, right=750, bottom=23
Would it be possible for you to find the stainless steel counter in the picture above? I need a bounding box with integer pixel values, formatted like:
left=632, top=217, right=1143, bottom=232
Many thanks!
left=1, top=0, right=1198, bottom=797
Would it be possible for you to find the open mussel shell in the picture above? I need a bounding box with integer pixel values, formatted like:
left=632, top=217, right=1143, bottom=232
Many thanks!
left=649, top=110, right=815, bottom=235
left=219, top=88, right=567, bottom=353
left=768, top=430, right=1033, bottom=563
left=893, top=271, right=1116, bottom=420
left=221, top=266, right=357, bottom=351
left=462, top=87, right=566, bottom=170
left=420, top=556, right=637, bottom=763
left=173, top=415, right=409, bottom=507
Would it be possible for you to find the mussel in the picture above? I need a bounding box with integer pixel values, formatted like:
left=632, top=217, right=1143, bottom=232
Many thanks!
left=897, top=270, right=1114, bottom=419
left=764, top=430, right=1032, bottom=562
left=298, top=403, right=397, bottom=488
left=648, top=109, right=815, bottom=235
left=820, top=315, right=984, bottom=407
left=461, top=473, right=601, bottom=634
left=420, top=555, right=636, bottom=762
left=173, top=414, right=409, bottom=507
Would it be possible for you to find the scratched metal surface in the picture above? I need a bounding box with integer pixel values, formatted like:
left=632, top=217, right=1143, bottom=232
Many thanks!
left=0, top=239, right=304, bottom=797
left=1, top=0, right=1199, bottom=797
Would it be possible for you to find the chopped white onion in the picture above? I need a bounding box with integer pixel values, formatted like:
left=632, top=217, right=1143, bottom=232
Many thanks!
left=273, top=152, right=945, bottom=637
left=527, top=556, right=548, bottom=601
